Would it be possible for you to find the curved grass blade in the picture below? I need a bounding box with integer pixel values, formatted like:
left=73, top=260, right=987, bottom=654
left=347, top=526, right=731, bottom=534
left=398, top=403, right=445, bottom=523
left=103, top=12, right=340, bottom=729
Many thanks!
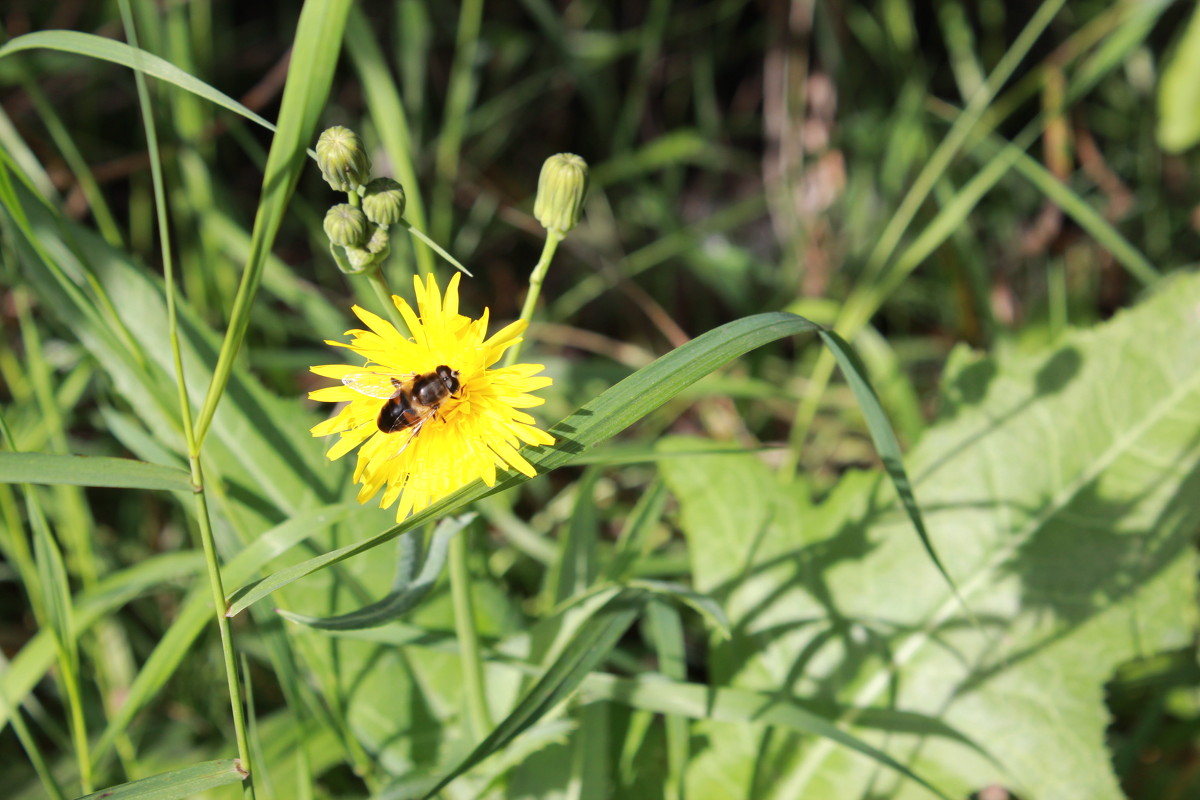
left=277, top=513, right=475, bottom=630
left=605, top=478, right=669, bottom=581
left=644, top=600, right=688, bottom=800
left=629, top=578, right=730, bottom=639
left=74, top=759, right=246, bottom=800
left=418, top=588, right=650, bottom=799
left=228, top=311, right=947, bottom=616
left=580, top=674, right=958, bottom=800
left=817, top=330, right=967, bottom=616
left=0, top=32, right=276, bottom=133
left=404, top=223, right=474, bottom=276
left=192, top=0, right=353, bottom=446
left=226, top=312, right=822, bottom=614
left=0, top=452, right=193, bottom=492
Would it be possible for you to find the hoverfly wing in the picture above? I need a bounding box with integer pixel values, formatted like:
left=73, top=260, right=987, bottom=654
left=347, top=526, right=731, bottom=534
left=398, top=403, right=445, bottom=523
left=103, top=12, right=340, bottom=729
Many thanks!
left=385, top=415, right=431, bottom=461
left=342, top=371, right=406, bottom=400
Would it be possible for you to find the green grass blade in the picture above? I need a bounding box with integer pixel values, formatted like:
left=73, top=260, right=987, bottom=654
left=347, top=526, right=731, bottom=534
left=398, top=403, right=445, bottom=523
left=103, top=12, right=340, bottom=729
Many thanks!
left=644, top=600, right=688, bottom=800
left=90, top=503, right=363, bottom=761
left=581, top=674, right=954, bottom=800
left=344, top=7, right=432, bottom=275
left=228, top=312, right=940, bottom=616
left=277, top=514, right=473, bottom=630
left=0, top=453, right=193, bottom=492
left=418, top=588, right=649, bottom=799
left=74, top=759, right=247, bottom=800
left=0, top=31, right=276, bottom=133
left=192, top=0, right=352, bottom=446
left=629, top=579, right=730, bottom=639
left=0, top=551, right=204, bottom=731
left=404, top=223, right=473, bottom=276
left=605, top=478, right=668, bottom=581
left=816, top=329, right=964, bottom=614
left=226, top=312, right=823, bottom=614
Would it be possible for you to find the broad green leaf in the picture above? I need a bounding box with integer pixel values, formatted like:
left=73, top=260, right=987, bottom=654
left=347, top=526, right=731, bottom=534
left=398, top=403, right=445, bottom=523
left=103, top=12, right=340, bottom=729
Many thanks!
left=661, top=272, right=1200, bottom=799
left=0, top=452, right=193, bottom=492
left=74, top=759, right=246, bottom=800
left=277, top=513, right=474, bottom=630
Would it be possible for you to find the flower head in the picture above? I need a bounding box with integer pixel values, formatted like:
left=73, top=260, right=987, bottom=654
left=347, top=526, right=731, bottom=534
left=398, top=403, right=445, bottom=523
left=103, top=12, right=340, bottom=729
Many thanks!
left=533, top=153, right=588, bottom=234
left=362, top=177, right=407, bottom=226
left=316, top=126, right=371, bottom=191
left=309, top=274, right=555, bottom=521
left=324, top=204, right=369, bottom=248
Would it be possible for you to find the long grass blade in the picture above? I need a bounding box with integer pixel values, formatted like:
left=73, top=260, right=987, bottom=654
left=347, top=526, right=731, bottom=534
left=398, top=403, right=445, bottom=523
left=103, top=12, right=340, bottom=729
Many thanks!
left=0, top=453, right=193, bottom=492
left=74, top=759, right=247, bottom=800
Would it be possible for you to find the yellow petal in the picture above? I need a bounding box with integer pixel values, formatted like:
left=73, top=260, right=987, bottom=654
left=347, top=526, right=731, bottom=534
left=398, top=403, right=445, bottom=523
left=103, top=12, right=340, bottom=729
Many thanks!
left=308, top=386, right=356, bottom=402
left=311, top=363, right=361, bottom=379
left=491, top=441, right=537, bottom=477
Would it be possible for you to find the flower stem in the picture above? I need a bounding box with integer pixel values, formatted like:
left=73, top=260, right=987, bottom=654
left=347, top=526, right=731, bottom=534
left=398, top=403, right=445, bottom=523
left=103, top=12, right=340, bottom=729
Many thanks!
left=365, top=266, right=406, bottom=332
left=117, top=0, right=255, bottom=792
left=505, top=230, right=564, bottom=366
left=189, top=463, right=255, bottom=790
left=448, top=531, right=492, bottom=738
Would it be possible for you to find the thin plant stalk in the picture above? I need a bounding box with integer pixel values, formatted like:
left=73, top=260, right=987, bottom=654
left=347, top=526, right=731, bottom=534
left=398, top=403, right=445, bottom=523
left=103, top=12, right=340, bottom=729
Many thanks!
left=364, top=266, right=405, bottom=332
left=117, top=2, right=255, bottom=794
left=449, top=531, right=492, bottom=738
left=0, top=684, right=66, bottom=800
left=505, top=230, right=564, bottom=367
left=359, top=253, right=493, bottom=745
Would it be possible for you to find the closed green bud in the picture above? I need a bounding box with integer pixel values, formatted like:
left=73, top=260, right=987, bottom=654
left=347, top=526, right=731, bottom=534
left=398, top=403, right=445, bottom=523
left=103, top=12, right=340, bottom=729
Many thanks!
left=366, top=225, right=390, bottom=255
left=316, top=126, right=371, bottom=191
left=533, top=153, right=588, bottom=234
left=362, top=178, right=407, bottom=226
left=342, top=245, right=376, bottom=274
left=324, top=204, right=369, bottom=248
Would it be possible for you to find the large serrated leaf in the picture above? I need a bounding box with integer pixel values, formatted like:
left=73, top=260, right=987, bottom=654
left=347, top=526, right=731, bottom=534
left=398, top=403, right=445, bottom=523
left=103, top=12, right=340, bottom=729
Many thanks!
left=661, top=273, right=1200, bottom=799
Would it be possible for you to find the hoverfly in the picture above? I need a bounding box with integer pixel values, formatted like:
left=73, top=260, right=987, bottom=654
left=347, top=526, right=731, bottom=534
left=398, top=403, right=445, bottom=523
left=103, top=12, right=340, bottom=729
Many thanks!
left=341, top=366, right=462, bottom=450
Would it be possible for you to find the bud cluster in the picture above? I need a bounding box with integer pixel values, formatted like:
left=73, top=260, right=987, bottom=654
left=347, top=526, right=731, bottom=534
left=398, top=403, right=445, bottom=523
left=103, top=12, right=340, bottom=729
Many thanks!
left=317, top=126, right=407, bottom=274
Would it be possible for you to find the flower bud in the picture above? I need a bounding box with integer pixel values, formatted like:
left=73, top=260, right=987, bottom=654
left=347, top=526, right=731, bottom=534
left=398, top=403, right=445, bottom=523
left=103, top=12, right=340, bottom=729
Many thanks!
left=533, top=153, right=588, bottom=234
left=366, top=225, right=390, bottom=256
left=362, top=178, right=407, bottom=226
left=316, top=126, right=371, bottom=191
left=342, top=246, right=376, bottom=274
left=324, top=204, right=369, bottom=248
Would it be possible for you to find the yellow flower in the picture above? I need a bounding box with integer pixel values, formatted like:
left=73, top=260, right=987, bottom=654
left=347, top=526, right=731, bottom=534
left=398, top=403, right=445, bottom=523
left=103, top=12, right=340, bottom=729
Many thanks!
left=309, top=273, right=555, bottom=521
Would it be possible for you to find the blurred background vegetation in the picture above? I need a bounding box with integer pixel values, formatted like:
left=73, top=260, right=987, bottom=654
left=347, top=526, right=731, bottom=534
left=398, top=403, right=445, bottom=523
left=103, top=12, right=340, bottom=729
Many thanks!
left=2, top=0, right=1200, bottom=797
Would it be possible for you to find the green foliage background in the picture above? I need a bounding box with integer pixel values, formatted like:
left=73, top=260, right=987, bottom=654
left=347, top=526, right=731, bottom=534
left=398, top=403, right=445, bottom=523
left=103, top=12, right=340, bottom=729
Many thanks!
left=1, top=1, right=1200, bottom=799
